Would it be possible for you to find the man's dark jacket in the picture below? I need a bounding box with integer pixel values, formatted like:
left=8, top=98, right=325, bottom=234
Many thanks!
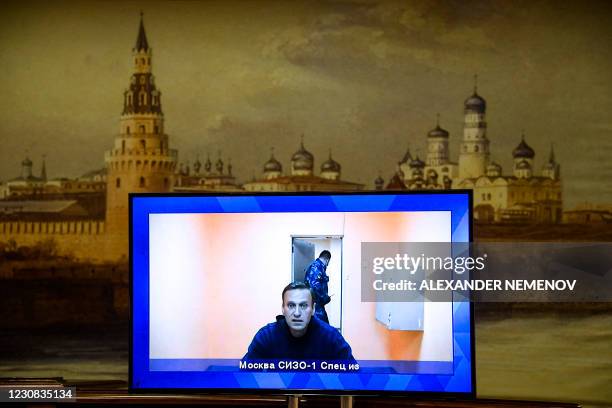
left=243, top=315, right=355, bottom=363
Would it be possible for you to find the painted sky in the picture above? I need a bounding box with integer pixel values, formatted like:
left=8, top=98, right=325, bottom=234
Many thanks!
left=1, top=0, right=611, bottom=207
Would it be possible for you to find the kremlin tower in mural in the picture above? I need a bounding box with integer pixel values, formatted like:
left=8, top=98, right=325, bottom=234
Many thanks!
left=0, top=15, right=363, bottom=260
left=105, top=14, right=177, bottom=247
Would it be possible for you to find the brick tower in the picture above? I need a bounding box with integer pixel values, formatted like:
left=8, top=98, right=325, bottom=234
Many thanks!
left=105, top=14, right=177, bottom=258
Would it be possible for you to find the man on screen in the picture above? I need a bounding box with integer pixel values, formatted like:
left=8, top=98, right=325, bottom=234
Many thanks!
left=304, top=250, right=332, bottom=323
left=243, top=282, right=355, bottom=363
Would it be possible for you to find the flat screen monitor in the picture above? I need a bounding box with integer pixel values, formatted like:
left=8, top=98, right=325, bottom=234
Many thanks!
left=130, top=191, right=474, bottom=397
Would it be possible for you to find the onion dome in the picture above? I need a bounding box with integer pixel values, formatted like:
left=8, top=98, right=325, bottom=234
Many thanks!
left=374, top=175, right=385, bottom=190
left=486, top=161, right=502, bottom=177
left=204, top=154, right=212, bottom=172
left=22, top=157, right=33, bottom=167
left=516, top=159, right=531, bottom=170
left=464, top=92, right=486, bottom=113
left=291, top=138, right=314, bottom=171
left=193, top=156, right=202, bottom=174
left=321, top=150, right=341, bottom=173
left=428, top=114, right=449, bottom=138
left=264, top=149, right=282, bottom=172
left=487, top=162, right=501, bottom=172
left=409, top=155, right=425, bottom=169
left=215, top=157, right=224, bottom=173
left=428, top=125, right=449, bottom=138
left=464, top=75, right=486, bottom=113
left=513, top=133, right=535, bottom=159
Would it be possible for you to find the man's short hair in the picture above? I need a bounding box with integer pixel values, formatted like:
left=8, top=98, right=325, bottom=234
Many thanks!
left=282, top=281, right=313, bottom=306
left=319, top=250, right=331, bottom=261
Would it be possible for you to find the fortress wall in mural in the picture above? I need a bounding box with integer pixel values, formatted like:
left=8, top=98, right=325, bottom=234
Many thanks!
left=0, top=220, right=113, bottom=261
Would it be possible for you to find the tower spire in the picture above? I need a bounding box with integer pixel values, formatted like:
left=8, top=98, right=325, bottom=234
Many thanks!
left=549, top=143, right=556, bottom=163
left=436, top=112, right=440, bottom=127
left=41, top=154, right=47, bottom=181
left=473, top=73, right=478, bottom=94
left=135, top=12, right=149, bottom=51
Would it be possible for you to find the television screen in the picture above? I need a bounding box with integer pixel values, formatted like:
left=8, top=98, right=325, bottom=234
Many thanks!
left=130, top=191, right=474, bottom=396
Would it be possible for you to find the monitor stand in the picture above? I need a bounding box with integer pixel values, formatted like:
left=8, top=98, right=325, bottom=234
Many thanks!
left=341, top=395, right=354, bottom=408
left=287, top=395, right=300, bottom=408
left=287, top=395, right=354, bottom=408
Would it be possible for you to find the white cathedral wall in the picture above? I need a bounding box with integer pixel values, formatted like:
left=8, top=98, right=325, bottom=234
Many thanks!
left=473, top=184, right=510, bottom=217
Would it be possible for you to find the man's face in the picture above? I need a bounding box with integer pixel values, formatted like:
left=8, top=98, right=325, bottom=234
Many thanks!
left=282, top=288, right=314, bottom=337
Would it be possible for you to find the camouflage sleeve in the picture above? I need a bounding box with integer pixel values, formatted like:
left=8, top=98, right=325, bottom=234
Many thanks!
left=306, top=267, right=331, bottom=305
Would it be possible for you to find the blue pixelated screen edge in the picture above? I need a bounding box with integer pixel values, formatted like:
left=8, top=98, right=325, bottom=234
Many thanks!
left=129, top=191, right=474, bottom=397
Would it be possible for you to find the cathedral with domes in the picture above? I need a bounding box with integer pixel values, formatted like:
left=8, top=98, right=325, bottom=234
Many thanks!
left=243, top=138, right=363, bottom=192
left=380, top=80, right=562, bottom=224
